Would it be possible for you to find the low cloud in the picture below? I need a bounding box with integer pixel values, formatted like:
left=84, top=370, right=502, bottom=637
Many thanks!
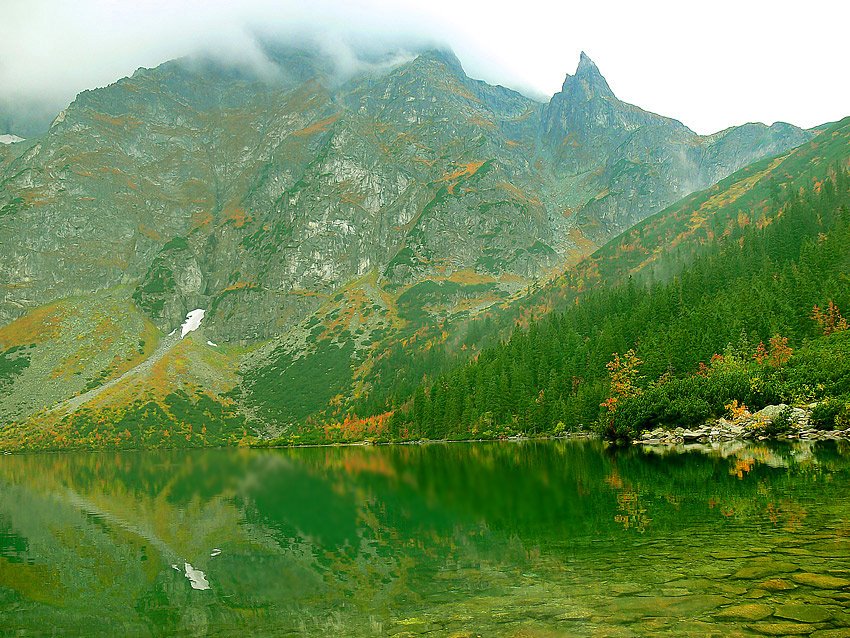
left=0, top=0, right=452, bottom=135
left=1, top=0, right=848, bottom=136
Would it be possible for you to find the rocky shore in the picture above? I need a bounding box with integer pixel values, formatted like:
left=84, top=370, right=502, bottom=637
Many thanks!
left=636, top=404, right=850, bottom=446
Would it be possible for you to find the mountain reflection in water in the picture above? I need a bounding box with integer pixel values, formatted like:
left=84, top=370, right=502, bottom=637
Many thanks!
left=1, top=439, right=849, bottom=637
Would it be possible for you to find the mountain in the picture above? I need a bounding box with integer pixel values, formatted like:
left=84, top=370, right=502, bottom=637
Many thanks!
left=0, top=44, right=816, bottom=448
left=362, top=118, right=850, bottom=443
left=542, top=52, right=811, bottom=239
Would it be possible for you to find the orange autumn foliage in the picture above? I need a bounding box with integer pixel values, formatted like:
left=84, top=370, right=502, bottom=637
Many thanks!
left=812, top=300, right=848, bottom=336
left=292, top=113, right=341, bottom=137
left=768, top=334, right=792, bottom=368
left=753, top=335, right=792, bottom=367
left=600, top=349, right=643, bottom=418
left=322, top=411, right=394, bottom=442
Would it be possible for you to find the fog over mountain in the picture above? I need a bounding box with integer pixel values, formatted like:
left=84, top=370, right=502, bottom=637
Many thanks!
left=2, top=0, right=848, bottom=137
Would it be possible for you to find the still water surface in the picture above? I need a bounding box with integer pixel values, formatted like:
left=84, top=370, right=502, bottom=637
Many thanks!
left=1, top=439, right=850, bottom=637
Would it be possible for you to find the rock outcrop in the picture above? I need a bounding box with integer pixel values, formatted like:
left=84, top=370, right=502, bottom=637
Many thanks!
left=637, top=403, right=850, bottom=445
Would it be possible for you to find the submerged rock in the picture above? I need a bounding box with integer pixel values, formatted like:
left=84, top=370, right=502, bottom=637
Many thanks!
left=792, top=572, right=850, bottom=589
left=759, top=578, right=798, bottom=591
left=774, top=604, right=832, bottom=623
left=715, top=603, right=773, bottom=621
left=747, top=621, right=823, bottom=635
left=733, top=560, right=799, bottom=579
left=555, top=608, right=594, bottom=621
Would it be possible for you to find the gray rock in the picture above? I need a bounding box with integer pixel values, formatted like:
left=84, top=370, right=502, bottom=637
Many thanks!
left=754, top=404, right=790, bottom=421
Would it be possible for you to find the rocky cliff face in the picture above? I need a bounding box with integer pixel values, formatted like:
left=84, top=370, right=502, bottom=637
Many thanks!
left=0, top=45, right=814, bottom=431
left=0, top=47, right=810, bottom=341
left=541, top=52, right=811, bottom=239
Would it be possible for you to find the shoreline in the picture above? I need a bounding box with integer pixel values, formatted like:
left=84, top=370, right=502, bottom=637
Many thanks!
left=255, top=430, right=598, bottom=450
left=634, top=403, right=850, bottom=447
left=6, top=402, right=850, bottom=454
left=0, top=431, right=598, bottom=456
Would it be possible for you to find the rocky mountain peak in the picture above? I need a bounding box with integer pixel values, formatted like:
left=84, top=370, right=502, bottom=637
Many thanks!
left=576, top=51, right=597, bottom=73
left=410, top=48, right=466, bottom=76
left=0, top=43, right=813, bottom=351
left=560, top=51, right=614, bottom=99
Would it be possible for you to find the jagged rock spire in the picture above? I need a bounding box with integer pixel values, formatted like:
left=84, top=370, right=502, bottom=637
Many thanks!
left=561, top=51, right=614, bottom=99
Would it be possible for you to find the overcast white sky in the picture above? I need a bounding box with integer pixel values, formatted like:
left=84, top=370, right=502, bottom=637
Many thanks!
left=1, top=0, right=848, bottom=135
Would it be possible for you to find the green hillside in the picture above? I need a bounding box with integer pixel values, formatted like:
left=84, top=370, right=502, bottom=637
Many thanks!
left=290, top=118, right=850, bottom=444
left=2, top=45, right=844, bottom=451
left=0, top=46, right=813, bottom=449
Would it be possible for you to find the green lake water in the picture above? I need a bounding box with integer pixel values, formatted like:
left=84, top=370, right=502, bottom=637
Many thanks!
left=2, top=439, right=850, bottom=637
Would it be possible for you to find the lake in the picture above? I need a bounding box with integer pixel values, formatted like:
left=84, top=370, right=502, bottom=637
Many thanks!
left=1, top=439, right=850, bottom=637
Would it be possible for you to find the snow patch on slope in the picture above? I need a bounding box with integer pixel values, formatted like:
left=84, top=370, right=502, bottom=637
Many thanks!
left=183, top=563, right=210, bottom=590
left=180, top=309, right=205, bottom=338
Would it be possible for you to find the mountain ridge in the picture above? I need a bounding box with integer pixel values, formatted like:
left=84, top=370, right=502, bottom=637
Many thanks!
left=0, top=44, right=822, bottom=446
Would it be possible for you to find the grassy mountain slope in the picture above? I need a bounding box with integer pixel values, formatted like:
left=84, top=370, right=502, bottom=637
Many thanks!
left=0, top=46, right=819, bottom=449
left=288, top=118, right=850, bottom=444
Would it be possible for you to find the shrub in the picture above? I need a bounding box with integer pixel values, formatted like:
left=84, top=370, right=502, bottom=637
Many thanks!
left=811, top=397, right=850, bottom=430
left=603, top=367, right=751, bottom=440
left=725, top=400, right=751, bottom=420
left=765, top=406, right=794, bottom=436
left=747, top=406, right=794, bottom=437
left=663, top=396, right=711, bottom=426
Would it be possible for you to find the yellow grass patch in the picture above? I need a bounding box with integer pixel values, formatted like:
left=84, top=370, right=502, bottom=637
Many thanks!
left=138, top=224, right=163, bottom=242
left=191, top=210, right=213, bottom=228
left=222, top=207, right=252, bottom=228
left=18, top=188, right=55, bottom=207
left=446, top=269, right=498, bottom=285
left=288, top=288, right=328, bottom=299
left=292, top=113, right=341, bottom=137
left=440, top=161, right=486, bottom=183
left=444, top=79, right=480, bottom=103
left=451, top=294, right=501, bottom=314
left=222, top=281, right=257, bottom=293
left=0, top=303, right=68, bottom=348
left=439, top=161, right=487, bottom=195
left=498, top=272, right=528, bottom=285
left=468, top=115, right=496, bottom=129
left=568, top=227, right=598, bottom=253
left=497, top=182, right=542, bottom=206
left=90, top=113, right=142, bottom=128
left=412, top=156, right=438, bottom=167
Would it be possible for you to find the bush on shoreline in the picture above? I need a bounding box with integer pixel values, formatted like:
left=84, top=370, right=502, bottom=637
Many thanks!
left=601, top=330, right=850, bottom=441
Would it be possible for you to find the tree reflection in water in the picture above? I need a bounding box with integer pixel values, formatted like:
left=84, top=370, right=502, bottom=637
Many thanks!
left=1, top=439, right=849, bottom=636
